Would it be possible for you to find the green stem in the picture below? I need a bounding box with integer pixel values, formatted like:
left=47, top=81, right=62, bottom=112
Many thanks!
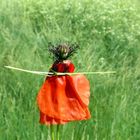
left=50, top=125, right=55, bottom=140
left=56, top=125, right=60, bottom=140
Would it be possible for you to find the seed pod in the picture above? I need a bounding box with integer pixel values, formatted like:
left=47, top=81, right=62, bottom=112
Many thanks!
left=48, top=43, right=79, bottom=61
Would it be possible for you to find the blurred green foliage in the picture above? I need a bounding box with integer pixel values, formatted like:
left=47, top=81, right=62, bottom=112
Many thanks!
left=0, top=0, right=140, bottom=140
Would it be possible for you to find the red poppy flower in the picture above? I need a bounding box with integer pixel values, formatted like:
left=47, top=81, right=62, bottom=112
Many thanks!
left=37, top=60, right=91, bottom=125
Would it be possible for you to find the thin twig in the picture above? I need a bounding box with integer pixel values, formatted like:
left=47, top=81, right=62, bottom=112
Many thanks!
left=4, top=66, right=116, bottom=76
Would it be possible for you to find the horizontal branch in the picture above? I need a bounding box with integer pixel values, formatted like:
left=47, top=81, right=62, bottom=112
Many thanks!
left=5, top=66, right=116, bottom=76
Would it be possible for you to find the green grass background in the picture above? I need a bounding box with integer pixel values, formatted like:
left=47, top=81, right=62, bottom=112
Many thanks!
left=0, top=0, right=140, bottom=139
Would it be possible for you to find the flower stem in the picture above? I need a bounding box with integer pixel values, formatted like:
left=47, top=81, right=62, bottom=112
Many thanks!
left=56, top=125, right=60, bottom=140
left=50, top=125, right=55, bottom=140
